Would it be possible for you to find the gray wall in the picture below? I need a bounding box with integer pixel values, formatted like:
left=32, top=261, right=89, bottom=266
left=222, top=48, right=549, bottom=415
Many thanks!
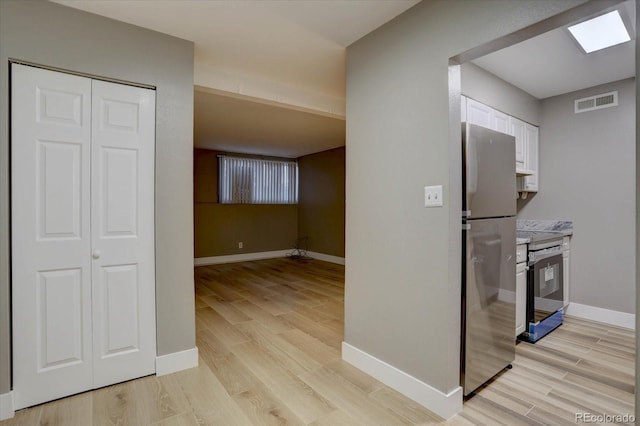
left=298, top=147, right=346, bottom=257
left=0, top=0, right=195, bottom=394
left=518, top=78, right=635, bottom=314
left=345, top=0, right=587, bottom=395
left=461, top=62, right=541, bottom=125
left=194, top=149, right=298, bottom=257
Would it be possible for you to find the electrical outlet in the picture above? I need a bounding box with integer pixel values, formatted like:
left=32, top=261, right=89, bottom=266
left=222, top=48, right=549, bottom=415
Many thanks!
left=424, top=185, right=443, bottom=207
left=238, top=242, right=243, bottom=249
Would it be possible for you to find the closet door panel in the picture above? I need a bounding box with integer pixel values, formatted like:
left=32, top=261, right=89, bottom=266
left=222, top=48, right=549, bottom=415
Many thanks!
left=12, top=64, right=93, bottom=410
left=91, top=80, right=156, bottom=387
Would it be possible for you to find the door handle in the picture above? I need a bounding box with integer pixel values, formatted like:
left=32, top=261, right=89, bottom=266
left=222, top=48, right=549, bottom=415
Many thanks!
left=92, top=250, right=101, bottom=259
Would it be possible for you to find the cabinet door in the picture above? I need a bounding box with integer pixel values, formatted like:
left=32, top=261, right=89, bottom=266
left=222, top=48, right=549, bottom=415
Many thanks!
left=522, top=124, right=539, bottom=192
left=466, top=98, right=492, bottom=129
left=492, top=109, right=510, bottom=134
left=515, top=262, right=527, bottom=337
left=562, top=237, right=570, bottom=308
left=461, top=95, right=467, bottom=122
left=509, top=117, right=526, bottom=167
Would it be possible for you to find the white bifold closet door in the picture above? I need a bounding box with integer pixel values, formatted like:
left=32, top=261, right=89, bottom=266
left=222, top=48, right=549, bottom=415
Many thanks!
left=11, top=64, right=156, bottom=409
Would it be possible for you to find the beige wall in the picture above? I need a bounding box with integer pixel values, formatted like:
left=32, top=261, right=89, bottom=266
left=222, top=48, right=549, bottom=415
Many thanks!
left=194, top=149, right=298, bottom=257
left=298, top=147, right=346, bottom=257
left=0, top=0, right=195, bottom=394
left=518, top=78, right=635, bottom=314
left=345, top=0, right=588, bottom=398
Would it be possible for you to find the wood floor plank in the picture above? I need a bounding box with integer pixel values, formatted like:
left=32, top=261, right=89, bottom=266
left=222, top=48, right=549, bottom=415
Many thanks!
left=312, top=298, right=344, bottom=321
left=196, top=327, right=232, bottom=360
left=151, top=411, right=198, bottom=426
left=324, top=359, right=385, bottom=394
left=200, top=280, right=245, bottom=303
left=130, top=375, right=187, bottom=425
left=232, top=300, right=294, bottom=333
left=92, top=381, right=138, bottom=426
left=461, top=395, right=541, bottom=426
left=196, top=307, right=251, bottom=346
left=231, top=382, right=305, bottom=426
left=467, top=386, right=534, bottom=417
left=39, top=391, right=92, bottom=426
left=201, top=296, right=252, bottom=324
left=236, top=322, right=323, bottom=374
left=308, top=409, right=371, bottom=426
left=279, top=311, right=343, bottom=349
left=201, top=351, right=260, bottom=397
left=369, top=386, right=444, bottom=424
left=277, top=328, right=341, bottom=365
left=526, top=406, right=582, bottom=426
left=563, top=372, right=635, bottom=404
left=173, top=359, right=253, bottom=426
left=0, top=406, right=42, bottom=426
left=288, top=303, right=335, bottom=323
left=298, top=366, right=412, bottom=426
left=230, top=340, right=335, bottom=423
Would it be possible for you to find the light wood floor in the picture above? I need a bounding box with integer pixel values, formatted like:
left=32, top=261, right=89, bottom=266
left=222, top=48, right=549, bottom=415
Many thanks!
left=2, top=258, right=635, bottom=425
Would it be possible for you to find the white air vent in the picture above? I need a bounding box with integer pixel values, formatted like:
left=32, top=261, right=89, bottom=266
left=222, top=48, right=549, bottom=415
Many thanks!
left=574, top=91, right=618, bottom=113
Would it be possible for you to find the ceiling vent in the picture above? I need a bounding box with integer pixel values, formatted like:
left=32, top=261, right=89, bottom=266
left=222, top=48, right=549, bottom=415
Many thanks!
left=574, top=91, right=618, bottom=113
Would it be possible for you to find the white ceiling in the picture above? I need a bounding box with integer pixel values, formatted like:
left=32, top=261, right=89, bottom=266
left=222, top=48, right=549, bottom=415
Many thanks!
left=51, top=0, right=419, bottom=157
left=51, top=0, right=636, bottom=157
left=52, top=0, right=420, bottom=101
left=473, top=0, right=636, bottom=99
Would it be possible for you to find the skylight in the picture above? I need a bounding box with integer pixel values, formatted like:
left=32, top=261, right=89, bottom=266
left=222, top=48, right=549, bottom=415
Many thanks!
left=568, top=10, right=630, bottom=53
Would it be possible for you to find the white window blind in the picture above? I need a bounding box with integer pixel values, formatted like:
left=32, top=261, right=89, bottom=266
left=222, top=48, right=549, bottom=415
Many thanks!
left=218, top=155, right=298, bottom=204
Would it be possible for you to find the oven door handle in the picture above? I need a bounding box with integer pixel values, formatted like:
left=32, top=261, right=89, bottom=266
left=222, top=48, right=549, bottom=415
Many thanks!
left=529, top=250, right=563, bottom=264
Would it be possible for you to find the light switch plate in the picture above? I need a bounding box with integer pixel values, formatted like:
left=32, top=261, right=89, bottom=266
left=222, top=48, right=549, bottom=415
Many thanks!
left=424, top=185, right=443, bottom=207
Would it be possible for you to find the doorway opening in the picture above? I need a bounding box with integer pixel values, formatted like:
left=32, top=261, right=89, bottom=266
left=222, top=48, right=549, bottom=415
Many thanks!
left=449, top=0, right=636, bottom=415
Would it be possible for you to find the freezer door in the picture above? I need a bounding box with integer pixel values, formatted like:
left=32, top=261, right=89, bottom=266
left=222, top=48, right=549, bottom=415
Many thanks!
left=462, top=217, right=516, bottom=395
left=463, top=123, right=516, bottom=218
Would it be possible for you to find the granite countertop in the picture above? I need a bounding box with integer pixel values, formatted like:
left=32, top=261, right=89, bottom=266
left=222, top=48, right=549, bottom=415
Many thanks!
left=516, top=219, right=573, bottom=245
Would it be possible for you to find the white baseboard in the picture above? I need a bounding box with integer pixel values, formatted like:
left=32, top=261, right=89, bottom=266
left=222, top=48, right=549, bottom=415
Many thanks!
left=194, top=250, right=291, bottom=266
left=156, top=347, right=199, bottom=376
left=342, top=342, right=462, bottom=420
left=0, top=391, right=14, bottom=421
left=565, top=303, right=635, bottom=330
left=306, top=251, right=345, bottom=265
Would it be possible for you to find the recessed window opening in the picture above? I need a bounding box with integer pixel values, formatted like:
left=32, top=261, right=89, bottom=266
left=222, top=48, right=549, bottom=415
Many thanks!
left=218, top=155, right=298, bottom=204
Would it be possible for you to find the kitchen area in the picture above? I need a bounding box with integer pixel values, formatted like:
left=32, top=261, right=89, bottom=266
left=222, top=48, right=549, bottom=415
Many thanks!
left=459, top=0, right=635, bottom=399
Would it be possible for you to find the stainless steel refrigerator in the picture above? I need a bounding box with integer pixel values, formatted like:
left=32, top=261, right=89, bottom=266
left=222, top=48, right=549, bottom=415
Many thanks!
left=461, top=123, right=516, bottom=396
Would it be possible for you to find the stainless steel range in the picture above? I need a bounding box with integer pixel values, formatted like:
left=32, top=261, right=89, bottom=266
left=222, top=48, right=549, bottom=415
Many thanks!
left=516, top=231, right=565, bottom=343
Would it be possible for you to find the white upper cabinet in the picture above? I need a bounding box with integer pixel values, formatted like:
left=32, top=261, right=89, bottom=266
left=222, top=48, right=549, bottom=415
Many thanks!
left=466, top=98, right=492, bottom=129
left=461, top=95, right=467, bottom=122
left=518, top=124, right=539, bottom=192
left=509, top=117, right=526, bottom=168
left=463, top=97, right=540, bottom=193
left=491, top=109, right=510, bottom=135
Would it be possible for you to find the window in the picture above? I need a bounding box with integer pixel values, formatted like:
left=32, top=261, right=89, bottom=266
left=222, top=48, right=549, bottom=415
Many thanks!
left=218, top=155, right=298, bottom=204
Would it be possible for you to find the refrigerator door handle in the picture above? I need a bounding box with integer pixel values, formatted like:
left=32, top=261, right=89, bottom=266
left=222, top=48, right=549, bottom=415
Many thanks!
left=462, top=223, right=471, bottom=230
left=462, top=210, right=471, bottom=218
